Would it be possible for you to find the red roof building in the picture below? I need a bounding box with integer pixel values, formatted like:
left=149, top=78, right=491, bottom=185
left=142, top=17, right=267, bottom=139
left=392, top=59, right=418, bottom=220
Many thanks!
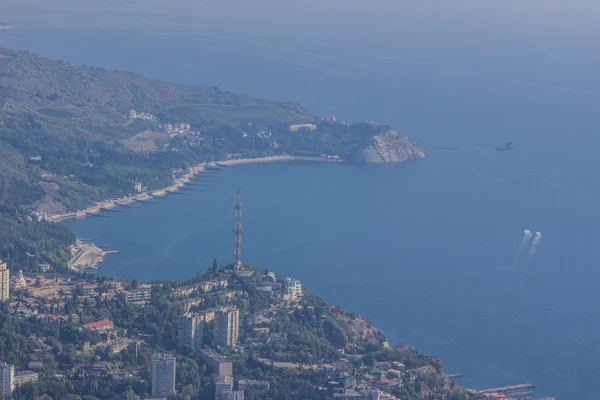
left=82, top=319, right=114, bottom=331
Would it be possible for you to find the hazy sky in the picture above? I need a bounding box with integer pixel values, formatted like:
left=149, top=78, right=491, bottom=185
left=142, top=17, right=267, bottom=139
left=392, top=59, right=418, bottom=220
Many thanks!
left=4, top=0, right=600, bottom=35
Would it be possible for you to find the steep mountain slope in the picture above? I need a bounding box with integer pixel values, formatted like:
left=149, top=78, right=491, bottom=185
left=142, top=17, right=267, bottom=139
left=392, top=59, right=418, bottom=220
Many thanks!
left=0, top=47, right=424, bottom=214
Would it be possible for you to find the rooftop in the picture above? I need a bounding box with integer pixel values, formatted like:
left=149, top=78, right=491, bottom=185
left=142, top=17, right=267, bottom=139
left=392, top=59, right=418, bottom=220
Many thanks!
left=200, top=349, right=230, bottom=363
left=82, top=319, right=113, bottom=329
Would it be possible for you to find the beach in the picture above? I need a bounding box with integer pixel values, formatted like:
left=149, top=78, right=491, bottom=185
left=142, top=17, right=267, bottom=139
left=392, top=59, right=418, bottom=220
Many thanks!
left=48, top=155, right=342, bottom=223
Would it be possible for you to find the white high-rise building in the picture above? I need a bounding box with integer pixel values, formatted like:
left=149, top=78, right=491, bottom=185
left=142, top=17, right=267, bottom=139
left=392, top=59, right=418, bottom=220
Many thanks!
left=283, top=278, right=302, bottom=299
left=213, top=307, right=240, bottom=347
left=152, top=353, right=176, bottom=398
left=0, top=261, right=10, bottom=301
left=178, top=313, right=204, bottom=349
left=0, top=362, right=15, bottom=397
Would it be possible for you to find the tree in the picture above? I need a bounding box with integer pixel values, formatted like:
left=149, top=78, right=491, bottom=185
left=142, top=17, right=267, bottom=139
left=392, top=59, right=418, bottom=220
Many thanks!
left=121, top=386, right=136, bottom=400
left=212, top=258, right=218, bottom=273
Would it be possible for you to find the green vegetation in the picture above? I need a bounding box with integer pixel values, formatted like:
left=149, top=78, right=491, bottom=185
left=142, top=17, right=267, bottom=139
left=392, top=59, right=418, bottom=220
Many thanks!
left=0, top=262, right=471, bottom=400
left=165, top=104, right=307, bottom=126
left=0, top=47, right=416, bottom=216
left=37, top=108, right=86, bottom=118
left=0, top=206, right=74, bottom=271
left=0, top=46, right=438, bottom=399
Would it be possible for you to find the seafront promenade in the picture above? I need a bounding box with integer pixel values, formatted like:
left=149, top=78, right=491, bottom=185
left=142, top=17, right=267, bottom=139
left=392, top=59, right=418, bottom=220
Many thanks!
left=48, top=155, right=342, bottom=222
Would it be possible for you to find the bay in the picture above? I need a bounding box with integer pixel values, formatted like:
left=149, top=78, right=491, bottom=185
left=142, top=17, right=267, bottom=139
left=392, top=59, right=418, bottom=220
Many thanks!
left=4, top=1, right=600, bottom=398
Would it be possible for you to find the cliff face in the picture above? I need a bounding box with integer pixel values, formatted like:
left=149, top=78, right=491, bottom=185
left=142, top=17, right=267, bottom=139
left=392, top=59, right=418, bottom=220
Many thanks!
left=354, top=129, right=425, bottom=163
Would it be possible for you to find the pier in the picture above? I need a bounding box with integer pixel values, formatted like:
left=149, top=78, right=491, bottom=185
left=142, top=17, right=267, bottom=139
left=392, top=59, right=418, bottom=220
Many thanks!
left=118, top=203, right=141, bottom=209
left=445, top=373, right=463, bottom=379
left=101, top=207, right=124, bottom=213
left=86, top=212, right=110, bottom=218
left=167, top=191, right=191, bottom=196
left=477, top=383, right=535, bottom=398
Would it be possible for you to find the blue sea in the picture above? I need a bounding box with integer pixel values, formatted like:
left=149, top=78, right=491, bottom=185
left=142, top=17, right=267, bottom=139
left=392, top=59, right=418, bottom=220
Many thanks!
left=4, top=1, right=600, bottom=398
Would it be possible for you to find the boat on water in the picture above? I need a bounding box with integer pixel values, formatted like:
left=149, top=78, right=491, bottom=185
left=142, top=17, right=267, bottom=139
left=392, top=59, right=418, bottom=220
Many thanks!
left=496, top=142, right=514, bottom=151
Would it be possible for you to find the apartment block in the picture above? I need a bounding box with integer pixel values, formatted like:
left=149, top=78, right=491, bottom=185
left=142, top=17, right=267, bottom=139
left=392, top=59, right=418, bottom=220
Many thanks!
left=151, top=353, right=176, bottom=398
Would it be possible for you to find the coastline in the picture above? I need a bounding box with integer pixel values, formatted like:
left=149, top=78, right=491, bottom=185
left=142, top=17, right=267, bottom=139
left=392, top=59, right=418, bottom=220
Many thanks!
left=48, top=155, right=342, bottom=223
left=68, top=239, right=118, bottom=272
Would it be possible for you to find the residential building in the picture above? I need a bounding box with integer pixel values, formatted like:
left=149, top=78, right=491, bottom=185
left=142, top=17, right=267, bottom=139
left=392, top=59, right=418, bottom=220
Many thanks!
left=82, top=319, right=114, bottom=331
left=38, top=264, right=51, bottom=273
left=213, top=307, right=240, bottom=347
left=110, top=339, right=132, bottom=354
left=76, top=283, right=96, bottom=297
left=283, top=278, right=302, bottom=299
left=128, top=109, right=137, bottom=119
left=14, top=371, right=38, bottom=386
left=27, top=361, right=43, bottom=370
left=215, top=375, right=233, bottom=398
left=238, top=380, right=270, bottom=391
left=0, top=362, right=14, bottom=395
left=178, top=313, right=204, bottom=349
left=104, top=281, right=122, bottom=291
left=118, top=288, right=151, bottom=303
left=170, top=285, right=196, bottom=299
left=182, top=298, right=203, bottom=313
left=333, top=388, right=380, bottom=400
left=289, top=123, right=317, bottom=132
left=0, top=261, right=10, bottom=301
left=216, top=290, right=237, bottom=303
left=221, top=390, right=244, bottom=400
left=10, top=270, right=27, bottom=291
left=152, top=353, right=176, bottom=398
left=198, top=280, right=219, bottom=293
left=199, top=308, right=217, bottom=324
left=200, top=349, right=232, bottom=377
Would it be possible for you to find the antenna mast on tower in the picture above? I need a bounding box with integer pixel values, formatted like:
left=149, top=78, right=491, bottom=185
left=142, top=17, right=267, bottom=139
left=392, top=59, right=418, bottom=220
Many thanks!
left=232, top=187, right=243, bottom=269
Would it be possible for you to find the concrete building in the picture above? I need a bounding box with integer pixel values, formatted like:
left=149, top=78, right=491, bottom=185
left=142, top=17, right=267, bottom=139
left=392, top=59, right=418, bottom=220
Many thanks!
left=14, top=371, right=38, bottom=386
left=118, top=288, right=151, bottom=303
left=221, top=390, right=245, bottom=400
left=0, top=362, right=15, bottom=396
left=76, top=283, right=96, bottom=297
left=178, top=313, right=204, bottom=349
left=333, top=388, right=380, bottom=400
left=82, top=320, right=114, bottom=331
left=0, top=261, right=10, bottom=301
left=238, top=380, right=270, bottom=391
left=213, top=307, right=240, bottom=347
left=200, top=349, right=232, bottom=377
left=289, top=123, right=317, bottom=132
left=215, top=375, right=233, bottom=398
left=170, top=285, right=196, bottom=299
left=283, top=278, right=302, bottom=299
left=152, top=353, right=176, bottom=398
left=10, top=270, right=26, bottom=291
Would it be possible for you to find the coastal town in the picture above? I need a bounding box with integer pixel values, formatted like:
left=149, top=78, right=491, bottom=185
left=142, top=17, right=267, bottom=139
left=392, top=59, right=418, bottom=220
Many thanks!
left=2, top=256, right=550, bottom=400
left=0, top=190, right=555, bottom=400
left=0, top=43, right=562, bottom=399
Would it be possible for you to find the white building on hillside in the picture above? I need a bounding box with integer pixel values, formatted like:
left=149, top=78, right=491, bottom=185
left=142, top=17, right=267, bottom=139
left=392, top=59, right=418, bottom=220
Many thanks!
left=11, top=270, right=27, bottom=291
left=0, top=362, right=15, bottom=396
left=283, top=278, right=302, bottom=299
left=0, top=261, right=9, bottom=301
